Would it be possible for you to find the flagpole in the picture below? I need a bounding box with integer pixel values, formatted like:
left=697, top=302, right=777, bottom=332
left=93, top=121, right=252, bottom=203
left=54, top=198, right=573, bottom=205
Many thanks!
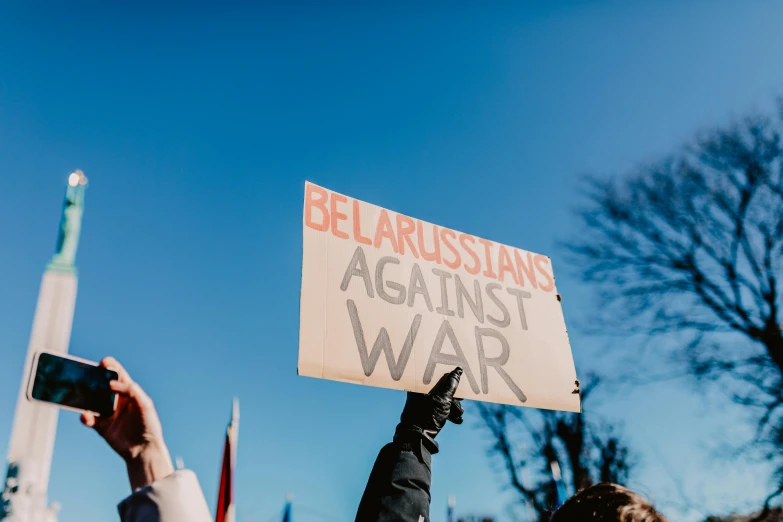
left=282, top=493, right=293, bottom=522
left=228, top=399, right=240, bottom=522
left=230, top=398, right=240, bottom=468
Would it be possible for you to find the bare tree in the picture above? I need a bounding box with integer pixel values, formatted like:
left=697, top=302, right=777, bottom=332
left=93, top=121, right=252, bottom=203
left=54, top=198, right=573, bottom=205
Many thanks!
left=566, top=105, right=783, bottom=504
left=476, top=378, right=633, bottom=521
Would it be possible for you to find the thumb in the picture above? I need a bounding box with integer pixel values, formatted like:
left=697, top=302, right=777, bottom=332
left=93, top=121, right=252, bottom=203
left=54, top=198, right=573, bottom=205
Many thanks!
left=428, top=367, right=463, bottom=401
left=448, top=398, right=464, bottom=424
left=81, top=411, right=97, bottom=428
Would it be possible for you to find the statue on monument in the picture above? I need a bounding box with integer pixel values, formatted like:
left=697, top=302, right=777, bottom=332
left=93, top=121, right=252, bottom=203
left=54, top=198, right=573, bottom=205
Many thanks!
left=49, top=171, right=88, bottom=270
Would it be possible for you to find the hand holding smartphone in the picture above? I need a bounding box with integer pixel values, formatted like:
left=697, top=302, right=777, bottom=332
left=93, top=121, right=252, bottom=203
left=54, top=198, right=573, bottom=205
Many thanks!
left=27, top=352, right=119, bottom=416
left=28, top=353, right=174, bottom=490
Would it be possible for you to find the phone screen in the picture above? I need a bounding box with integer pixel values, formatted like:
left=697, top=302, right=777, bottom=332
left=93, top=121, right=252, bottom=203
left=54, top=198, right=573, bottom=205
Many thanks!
left=30, top=353, right=118, bottom=415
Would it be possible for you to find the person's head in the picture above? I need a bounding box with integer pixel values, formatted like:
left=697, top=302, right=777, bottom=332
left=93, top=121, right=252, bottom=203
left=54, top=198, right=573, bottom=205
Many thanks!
left=550, top=483, right=668, bottom=522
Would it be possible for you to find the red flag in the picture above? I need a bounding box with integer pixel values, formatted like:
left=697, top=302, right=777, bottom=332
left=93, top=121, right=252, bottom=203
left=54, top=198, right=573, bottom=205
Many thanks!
left=216, top=399, right=239, bottom=522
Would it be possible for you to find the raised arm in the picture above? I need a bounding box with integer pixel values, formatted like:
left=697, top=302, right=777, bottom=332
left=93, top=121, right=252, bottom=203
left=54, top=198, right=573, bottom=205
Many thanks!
left=81, top=357, right=212, bottom=522
left=355, top=368, right=464, bottom=522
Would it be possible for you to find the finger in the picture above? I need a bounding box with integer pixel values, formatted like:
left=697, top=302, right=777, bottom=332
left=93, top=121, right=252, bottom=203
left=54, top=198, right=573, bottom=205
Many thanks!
left=428, top=367, right=463, bottom=400
left=110, top=380, right=153, bottom=408
left=129, top=382, right=154, bottom=409
left=81, top=411, right=97, bottom=427
left=100, top=357, right=132, bottom=384
left=448, top=398, right=464, bottom=424
left=110, top=380, right=133, bottom=396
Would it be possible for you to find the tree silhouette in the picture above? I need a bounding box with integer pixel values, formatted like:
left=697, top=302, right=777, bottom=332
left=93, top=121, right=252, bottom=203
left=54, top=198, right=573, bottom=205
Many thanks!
left=566, top=104, right=783, bottom=505
left=476, top=378, right=632, bottom=521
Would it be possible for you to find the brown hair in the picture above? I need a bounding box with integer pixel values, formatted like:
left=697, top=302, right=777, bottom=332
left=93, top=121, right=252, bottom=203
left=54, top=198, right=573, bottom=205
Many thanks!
left=550, top=483, right=668, bottom=522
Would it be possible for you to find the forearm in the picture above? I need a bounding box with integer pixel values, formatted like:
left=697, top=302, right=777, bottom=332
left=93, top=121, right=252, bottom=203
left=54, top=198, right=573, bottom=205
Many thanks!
left=356, top=440, right=433, bottom=522
left=125, top=443, right=175, bottom=492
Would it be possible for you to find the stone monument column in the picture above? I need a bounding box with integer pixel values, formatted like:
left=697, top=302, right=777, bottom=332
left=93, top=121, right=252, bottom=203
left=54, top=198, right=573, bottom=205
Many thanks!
left=0, top=171, right=89, bottom=522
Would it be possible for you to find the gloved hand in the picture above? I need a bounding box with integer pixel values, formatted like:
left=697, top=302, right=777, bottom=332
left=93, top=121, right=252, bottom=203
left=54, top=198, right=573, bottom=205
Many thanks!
left=394, top=368, right=464, bottom=454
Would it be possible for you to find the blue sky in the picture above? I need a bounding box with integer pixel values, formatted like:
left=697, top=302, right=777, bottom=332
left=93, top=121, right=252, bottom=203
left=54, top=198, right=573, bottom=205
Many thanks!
left=1, top=1, right=783, bottom=521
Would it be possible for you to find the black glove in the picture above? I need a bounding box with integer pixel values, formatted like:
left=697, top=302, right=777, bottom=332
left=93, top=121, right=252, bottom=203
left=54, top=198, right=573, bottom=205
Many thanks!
left=394, top=368, right=464, bottom=454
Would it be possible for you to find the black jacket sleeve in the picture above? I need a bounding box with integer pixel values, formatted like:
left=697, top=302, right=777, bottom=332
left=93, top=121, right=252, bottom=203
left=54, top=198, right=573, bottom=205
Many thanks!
left=355, top=439, right=432, bottom=522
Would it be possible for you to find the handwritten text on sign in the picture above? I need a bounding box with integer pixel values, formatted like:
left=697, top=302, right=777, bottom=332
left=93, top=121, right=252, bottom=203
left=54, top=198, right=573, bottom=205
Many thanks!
left=298, top=182, right=579, bottom=412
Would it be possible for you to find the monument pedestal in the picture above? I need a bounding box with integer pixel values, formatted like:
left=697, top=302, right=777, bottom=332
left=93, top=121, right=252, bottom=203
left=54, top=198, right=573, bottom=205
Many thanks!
left=1, top=269, right=78, bottom=522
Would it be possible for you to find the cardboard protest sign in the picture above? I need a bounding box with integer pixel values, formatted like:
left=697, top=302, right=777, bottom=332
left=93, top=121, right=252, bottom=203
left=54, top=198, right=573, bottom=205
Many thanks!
left=298, top=182, right=580, bottom=412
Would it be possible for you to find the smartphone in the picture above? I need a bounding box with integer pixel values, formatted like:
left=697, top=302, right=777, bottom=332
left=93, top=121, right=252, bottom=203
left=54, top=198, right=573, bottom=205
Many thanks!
left=27, top=352, right=118, bottom=416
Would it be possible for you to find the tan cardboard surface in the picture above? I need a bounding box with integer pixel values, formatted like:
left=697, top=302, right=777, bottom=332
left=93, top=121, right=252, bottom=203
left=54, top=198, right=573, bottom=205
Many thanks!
left=299, top=181, right=580, bottom=412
